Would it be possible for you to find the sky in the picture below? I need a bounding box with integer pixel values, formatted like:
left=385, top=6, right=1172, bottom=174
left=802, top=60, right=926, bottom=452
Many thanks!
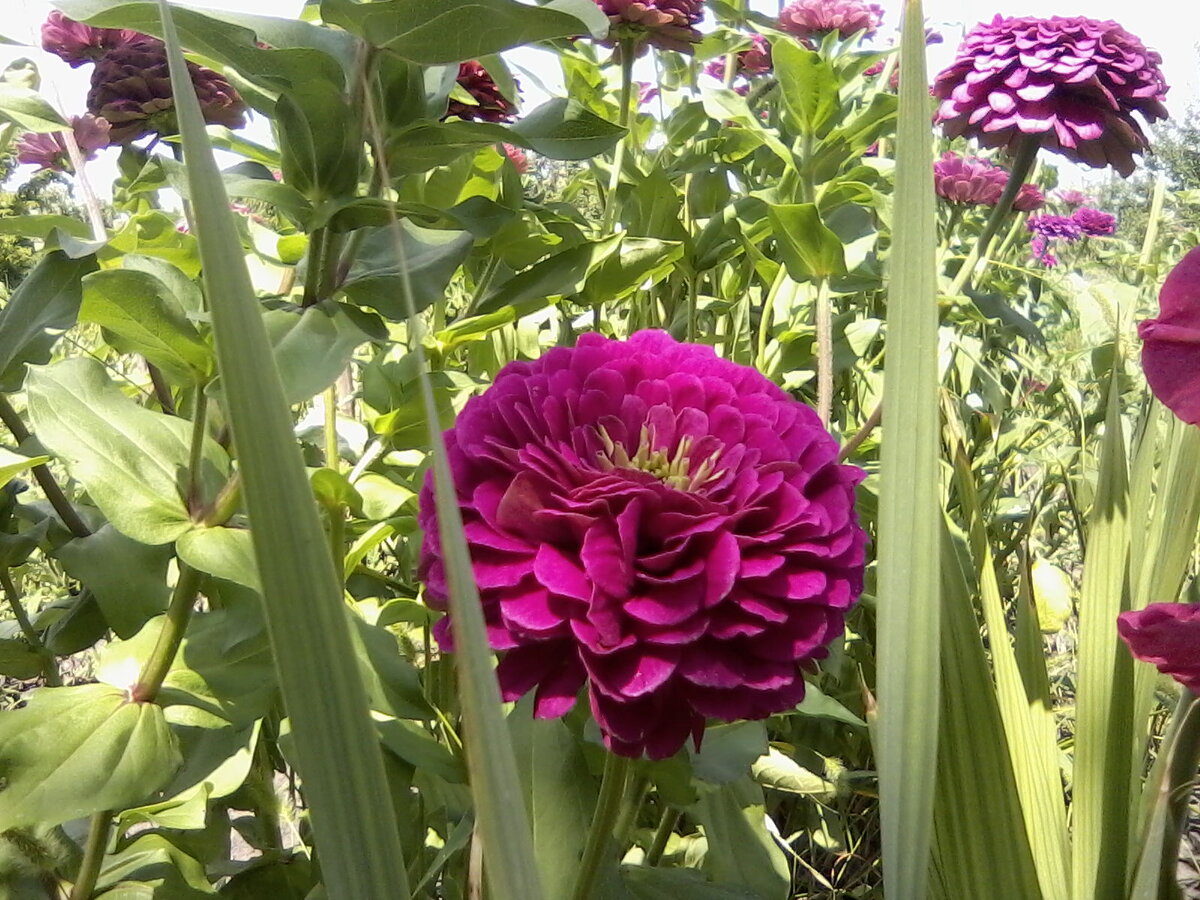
left=2, top=0, right=1196, bottom=192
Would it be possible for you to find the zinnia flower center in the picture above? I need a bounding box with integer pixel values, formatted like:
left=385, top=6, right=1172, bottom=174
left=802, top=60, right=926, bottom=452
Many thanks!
left=594, top=424, right=723, bottom=492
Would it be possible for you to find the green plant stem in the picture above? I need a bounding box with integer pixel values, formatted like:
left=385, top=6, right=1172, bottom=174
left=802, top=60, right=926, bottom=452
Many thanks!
left=948, top=135, right=1041, bottom=295
left=0, top=569, right=59, bottom=686
left=645, top=806, right=680, bottom=866
left=68, top=811, right=112, bottom=900
left=131, top=562, right=204, bottom=703
left=838, top=401, right=882, bottom=462
left=146, top=363, right=176, bottom=415
left=464, top=256, right=502, bottom=318
left=815, top=277, right=832, bottom=427
left=757, top=265, right=789, bottom=369
left=324, top=384, right=340, bottom=472
left=686, top=276, right=699, bottom=342
left=992, top=210, right=1028, bottom=262
left=1136, top=176, right=1167, bottom=283
left=939, top=205, right=964, bottom=252
left=599, top=40, right=636, bottom=236
left=0, top=395, right=91, bottom=539
left=201, top=472, right=242, bottom=527
left=186, top=383, right=209, bottom=510
left=569, top=753, right=633, bottom=900
left=613, top=772, right=649, bottom=847
left=302, top=226, right=330, bottom=308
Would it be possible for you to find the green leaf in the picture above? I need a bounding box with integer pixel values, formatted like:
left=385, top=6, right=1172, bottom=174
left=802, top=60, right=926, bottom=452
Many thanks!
left=751, top=748, right=835, bottom=797
left=0, top=448, right=50, bottom=489
left=352, top=617, right=435, bottom=720
left=176, top=527, right=261, bottom=593
left=26, top=358, right=228, bottom=545
left=263, top=301, right=381, bottom=405
left=774, top=42, right=839, bottom=139
left=0, top=251, right=96, bottom=391
left=321, top=0, right=607, bottom=63
left=767, top=204, right=846, bottom=281
left=80, top=268, right=214, bottom=382
left=580, top=236, right=683, bottom=306
left=0, top=84, right=67, bottom=132
left=690, top=721, right=768, bottom=787
left=376, top=717, right=465, bottom=783
left=476, top=235, right=622, bottom=315
left=508, top=98, right=625, bottom=160
left=0, top=684, right=181, bottom=830
left=55, top=524, right=172, bottom=638
left=340, top=224, right=473, bottom=320
left=0, top=638, right=45, bottom=679
left=276, top=82, right=361, bottom=201
left=691, top=775, right=790, bottom=899
left=795, top=681, right=868, bottom=728
left=874, top=5, right=941, bottom=900
left=95, top=833, right=215, bottom=898
left=621, top=865, right=760, bottom=899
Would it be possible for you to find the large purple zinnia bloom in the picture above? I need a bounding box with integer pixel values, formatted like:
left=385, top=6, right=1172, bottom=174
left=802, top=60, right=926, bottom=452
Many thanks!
left=1071, top=206, right=1116, bottom=237
left=87, top=38, right=246, bottom=143
left=932, top=16, right=1168, bottom=178
left=933, top=152, right=1008, bottom=206
left=1118, top=603, right=1200, bottom=693
left=1013, top=183, right=1046, bottom=212
left=16, top=114, right=110, bottom=172
left=1027, top=213, right=1082, bottom=266
left=444, top=61, right=517, bottom=123
left=594, top=0, right=704, bottom=54
left=778, top=0, right=884, bottom=42
left=418, top=331, right=867, bottom=760
left=41, top=11, right=140, bottom=68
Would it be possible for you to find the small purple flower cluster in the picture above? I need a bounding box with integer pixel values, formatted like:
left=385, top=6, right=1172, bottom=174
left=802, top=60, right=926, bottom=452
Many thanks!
left=1027, top=206, right=1116, bottom=266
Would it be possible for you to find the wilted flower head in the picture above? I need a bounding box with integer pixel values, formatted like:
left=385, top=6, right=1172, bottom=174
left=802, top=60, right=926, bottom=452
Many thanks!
left=1118, top=603, right=1200, bottom=692
left=932, top=16, right=1168, bottom=177
left=16, top=114, right=110, bottom=172
left=779, top=0, right=884, bottom=42
left=418, top=331, right=867, bottom=759
left=933, top=152, right=1008, bottom=206
left=1027, top=213, right=1083, bottom=266
left=445, top=61, right=517, bottom=123
left=1139, top=247, right=1200, bottom=424
left=87, top=38, right=246, bottom=143
left=705, top=35, right=773, bottom=82
left=1070, top=206, right=1116, bottom=236
left=594, top=0, right=704, bottom=54
left=1013, top=183, right=1046, bottom=212
left=1056, top=188, right=1091, bottom=208
left=41, top=11, right=140, bottom=68
left=502, top=142, right=529, bottom=174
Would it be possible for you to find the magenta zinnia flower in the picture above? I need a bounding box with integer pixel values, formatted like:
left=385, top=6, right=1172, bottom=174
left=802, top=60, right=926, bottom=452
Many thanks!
left=932, top=16, right=1168, bottom=177
left=87, top=39, right=246, bottom=143
left=1118, top=603, right=1200, bottom=693
left=16, top=114, right=110, bottom=172
left=1027, top=213, right=1083, bottom=266
left=1139, top=247, right=1200, bottom=425
left=1056, top=189, right=1091, bottom=209
left=41, top=11, right=140, bottom=67
left=1071, top=206, right=1116, bottom=236
left=445, top=61, right=517, bottom=123
left=705, top=35, right=773, bottom=82
left=594, top=0, right=704, bottom=54
left=933, top=152, right=1008, bottom=206
left=418, top=331, right=867, bottom=760
left=502, top=143, right=529, bottom=174
left=1013, top=183, right=1046, bottom=212
left=778, top=0, right=884, bottom=42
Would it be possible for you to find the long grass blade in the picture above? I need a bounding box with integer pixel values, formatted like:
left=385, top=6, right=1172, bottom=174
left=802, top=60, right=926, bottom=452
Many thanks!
left=155, top=3, right=411, bottom=896
left=874, top=2, right=941, bottom=898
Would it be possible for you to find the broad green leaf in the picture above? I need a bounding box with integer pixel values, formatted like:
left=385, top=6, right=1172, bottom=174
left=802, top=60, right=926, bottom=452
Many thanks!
left=80, top=268, right=214, bottom=382
left=0, top=684, right=181, bottom=830
left=796, top=681, right=868, bottom=728
left=0, top=448, right=50, bottom=489
left=690, top=721, right=768, bottom=787
left=352, top=617, right=435, bottom=721
left=0, top=214, right=91, bottom=240
left=768, top=204, right=846, bottom=280
left=0, top=638, right=45, bottom=679
left=339, top=223, right=473, bottom=320
left=699, top=85, right=794, bottom=171
left=26, top=358, right=228, bottom=545
left=622, top=866, right=760, bottom=899
left=751, top=748, right=835, bottom=797
left=579, top=236, right=684, bottom=306
left=262, top=301, right=382, bottom=404
left=94, top=833, right=215, bottom=898
left=376, top=717, right=465, bottom=783
left=276, top=82, right=361, bottom=202
left=176, top=527, right=261, bottom=593
left=508, top=98, right=625, bottom=160
left=774, top=41, right=839, bottom=139
left=874, top=6, right=941, bottom=900
left=0, top=251, right=96, bottom=391
left=1072, top=379, right=1134, bottom=900
left=321, top=0, right=607, bottom=63
left=476, top=235, right=622, bottom=315
left=0, top=84, right=67, bottom=132
left=55, top=524, right=172, bottom=638
left=691, top=775, right=790, bottom=899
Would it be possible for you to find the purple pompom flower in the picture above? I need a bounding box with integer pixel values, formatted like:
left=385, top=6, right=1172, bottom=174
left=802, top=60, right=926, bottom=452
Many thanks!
left=87, top=38, right=246, bottom=143
left=1071, top=206, right=1116, bottom=237
left=445, top=61, right=517, bottom=123
left=16, top=114, right=111, bottom=172
left=1118, top=603, right=1200, bottom=693
left=1013, top=183, right=1046, bottom=212
left=418, top=331, right=867, bottom=760
left=594, top=0, right=704, bottom=54
left=933, top=152, right=1008, bottom=206
left=1028, top=213, right=1083, bottom=266
left=778, top=0, right=884, bottom=42
left=932, top=16, right=1169, bottom=178
left=41, top=11, right=140, bottom=68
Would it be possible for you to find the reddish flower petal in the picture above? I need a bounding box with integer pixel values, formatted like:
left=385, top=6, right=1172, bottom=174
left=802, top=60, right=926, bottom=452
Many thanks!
left=1140, top=248, right=1200, bottom=425
left=1117, top=603, right=1200, bottom=692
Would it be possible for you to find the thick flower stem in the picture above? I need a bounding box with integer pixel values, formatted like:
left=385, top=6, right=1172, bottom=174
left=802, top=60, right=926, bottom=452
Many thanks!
left=645, top=805, right=680, bottom=866
left=186, top=384, right=209, bottom=511
left=1136, top=176, right=1167, bottom=282
left=599, top=40, right=636, bottom=237
left=569, top=752, right=633, bottom=900
left=68, top=811, right=112, bottom=900
left=131, top=562, right=205, bottom=703
left=0, top=569, right=59, bottom=686
left=1130, top=689, right=1200, bottom=898
left=948, top=135, right=1041, bottom=296
left=815, top=277, right=833, bottom=427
